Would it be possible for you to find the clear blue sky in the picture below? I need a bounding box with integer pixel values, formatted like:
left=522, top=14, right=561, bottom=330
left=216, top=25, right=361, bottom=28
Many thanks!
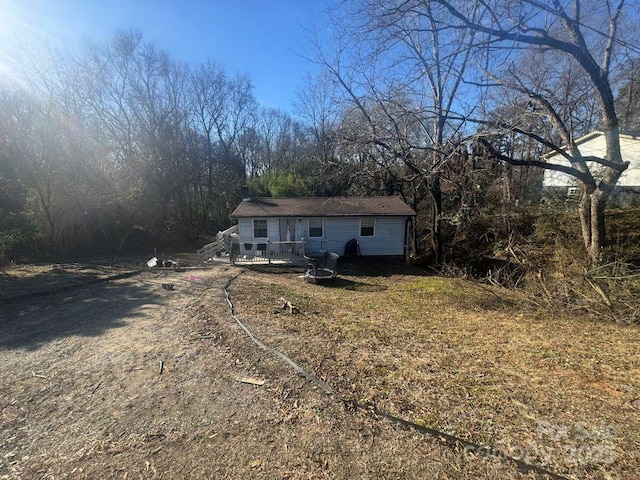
left=0, top=0, right=328, bottom=111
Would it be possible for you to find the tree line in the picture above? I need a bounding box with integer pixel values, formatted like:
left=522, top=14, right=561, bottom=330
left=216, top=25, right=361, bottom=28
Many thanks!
left=0, top=31, right=330, bottom=256
left=2, top=0, right=640, bottom=264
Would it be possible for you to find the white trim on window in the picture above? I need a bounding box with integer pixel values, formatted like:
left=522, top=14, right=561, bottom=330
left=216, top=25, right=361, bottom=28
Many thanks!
left=360, top=217, right=375, bottom=237
left=253, top=218, right=268, bottom=238
left=308, top=217, right=324, bottom=238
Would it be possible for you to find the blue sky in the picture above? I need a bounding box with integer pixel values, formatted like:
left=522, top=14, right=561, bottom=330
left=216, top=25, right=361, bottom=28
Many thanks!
left=0, top=0, right=329, bottom=110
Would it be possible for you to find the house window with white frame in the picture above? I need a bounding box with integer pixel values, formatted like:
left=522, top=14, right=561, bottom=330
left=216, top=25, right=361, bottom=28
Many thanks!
left=253, top=219, right=268, bottom=238
left=309, top=218, right=323, bottom=237
left=360, top=217, right=375, bottom=237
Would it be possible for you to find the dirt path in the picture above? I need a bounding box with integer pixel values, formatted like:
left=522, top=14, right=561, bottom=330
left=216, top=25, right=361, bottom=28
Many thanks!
left=1, top=265, right=526, bottom=479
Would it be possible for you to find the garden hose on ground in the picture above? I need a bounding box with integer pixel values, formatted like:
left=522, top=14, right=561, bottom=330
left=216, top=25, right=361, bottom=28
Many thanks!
left=223, top=275, right=567, bottom=480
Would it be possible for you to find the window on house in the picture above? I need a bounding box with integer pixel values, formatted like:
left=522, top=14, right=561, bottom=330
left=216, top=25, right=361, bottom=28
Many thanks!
left=360, top=217, right=375, bottom=237
left=309, top=218, right=323, bottom=237
left=253, top=219, right=267, bottom=238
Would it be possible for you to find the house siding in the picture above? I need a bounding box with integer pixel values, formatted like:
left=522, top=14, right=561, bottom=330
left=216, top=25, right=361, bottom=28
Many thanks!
left=306, top=216, right=407, bottom=256
left=237, top=217, right=279, bottom=243
left=237, top=218, right=252, bottom=242
left=237, top=215, right=409, bottom=257
left=358, top=217, right=407, bottom=256
left=543, top=134, right=640, bottom=188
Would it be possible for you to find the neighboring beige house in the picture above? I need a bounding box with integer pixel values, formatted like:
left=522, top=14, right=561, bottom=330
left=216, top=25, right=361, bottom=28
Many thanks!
left=543, top=131, right=640, bottom=205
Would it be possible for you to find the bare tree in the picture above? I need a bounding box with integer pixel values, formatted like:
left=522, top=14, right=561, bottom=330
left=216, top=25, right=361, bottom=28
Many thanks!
left=78, top=31, right=196, bottom=237
left=431, top=0, right=633, bottom=262
left=314, top=0, right=480, bottom=261
left=294, top=72, right=341, bottom=195
left=0, top=41, right=124, bottom=253
left=1, top=29, right=271, bottom=251
left=616, top=58, right=640, bottom=131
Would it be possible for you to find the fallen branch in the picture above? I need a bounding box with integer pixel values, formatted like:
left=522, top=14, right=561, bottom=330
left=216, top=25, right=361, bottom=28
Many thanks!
left=91, top=380, right=103, bottom=394
left=234, top=376, right=265, bottom=386
left=592, top=272, right=640, bottom=280
left=536, top=270, right=553, bottom=305
left=507, top=246, right=521, bottom=264
left=586, top=279, right=613, bottom=308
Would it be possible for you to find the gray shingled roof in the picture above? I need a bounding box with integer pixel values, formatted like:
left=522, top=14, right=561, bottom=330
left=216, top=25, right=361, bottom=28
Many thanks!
left=230, top=196, right=416, bottom=218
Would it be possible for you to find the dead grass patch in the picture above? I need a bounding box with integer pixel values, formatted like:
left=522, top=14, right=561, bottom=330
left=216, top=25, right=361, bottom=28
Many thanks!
left=2, top=264, right=534, bottom=479
left=229, top=267, right=640, bottom=479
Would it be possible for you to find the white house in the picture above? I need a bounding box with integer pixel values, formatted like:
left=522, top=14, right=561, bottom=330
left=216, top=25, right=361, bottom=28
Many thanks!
left=229, top=196, right=416, bottom=261
left=543, top=131, right=640, bottom=204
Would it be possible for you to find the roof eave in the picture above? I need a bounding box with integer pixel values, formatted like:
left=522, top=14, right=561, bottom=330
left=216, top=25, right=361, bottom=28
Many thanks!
left=231, top=213, right=416, bottom=218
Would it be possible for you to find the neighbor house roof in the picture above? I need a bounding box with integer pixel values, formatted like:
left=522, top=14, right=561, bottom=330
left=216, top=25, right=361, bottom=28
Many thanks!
left=543, top=130, right=640, bottom=158
left=230, top=196, right=416, bottom=218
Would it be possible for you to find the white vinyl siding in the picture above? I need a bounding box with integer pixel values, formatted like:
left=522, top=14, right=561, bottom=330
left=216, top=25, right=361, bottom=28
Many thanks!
left=238, top=218, right=279, bottom=242
left=543, top=133, right=640, bottom=188
left=239, top=215, right=408, bottom=257
left=355, top=217, right=406, bottom=255
left=320, top=216, right=406, bottom=256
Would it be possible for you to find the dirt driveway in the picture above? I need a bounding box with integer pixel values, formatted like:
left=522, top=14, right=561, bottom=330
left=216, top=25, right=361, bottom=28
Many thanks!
left=1, top=265, right=529, bottom=479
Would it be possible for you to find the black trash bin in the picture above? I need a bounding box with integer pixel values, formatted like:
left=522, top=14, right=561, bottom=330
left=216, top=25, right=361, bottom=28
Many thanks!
left=344, top=238, right=360, bottom=257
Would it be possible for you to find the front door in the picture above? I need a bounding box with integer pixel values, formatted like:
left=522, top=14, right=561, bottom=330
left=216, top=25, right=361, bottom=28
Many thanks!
left=279, top=218, right=296, bottom=242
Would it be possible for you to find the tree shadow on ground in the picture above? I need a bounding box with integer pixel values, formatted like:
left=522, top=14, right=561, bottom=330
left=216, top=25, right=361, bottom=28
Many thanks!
left=315, top=277, right=388, bottom=292
left=0, top=266, right=142, bottom=303
left=243, top=259, right=428, bottom=278
left=337, top=258, right=428, bottom=278
left=0, top=275, right=162, bottom=351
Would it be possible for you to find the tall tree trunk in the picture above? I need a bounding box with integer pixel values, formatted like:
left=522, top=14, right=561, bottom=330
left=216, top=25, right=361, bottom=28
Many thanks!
left=589, top=190, right=607, bottom=262
left=579, top=187, right=608, bottom=263
left=430, top=173, right=443, bottom=264
left=578, top=188, right=593, bottom=253
left=409, top=193, right=419, bottom=257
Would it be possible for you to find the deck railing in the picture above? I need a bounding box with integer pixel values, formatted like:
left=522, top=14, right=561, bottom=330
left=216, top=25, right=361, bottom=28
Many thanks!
left=232, top=240, right=304, bottom=264
left=196, top=224, right=239, bottom=263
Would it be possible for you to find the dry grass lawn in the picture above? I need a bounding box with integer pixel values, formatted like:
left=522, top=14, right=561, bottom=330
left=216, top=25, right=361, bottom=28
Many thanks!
left=1, top=260, right=637, bottom=479
left=229, top=263, right=640, bottom=480
left=0, top=263, right=533, bottom=479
